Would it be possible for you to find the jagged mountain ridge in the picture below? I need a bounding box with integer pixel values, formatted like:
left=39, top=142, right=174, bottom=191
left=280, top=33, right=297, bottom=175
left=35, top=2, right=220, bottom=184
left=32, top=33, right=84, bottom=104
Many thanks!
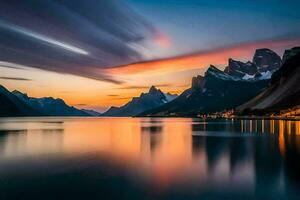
left=225, top=48, right=282, bottom=80
left=102, top=86, right=178, bottom=116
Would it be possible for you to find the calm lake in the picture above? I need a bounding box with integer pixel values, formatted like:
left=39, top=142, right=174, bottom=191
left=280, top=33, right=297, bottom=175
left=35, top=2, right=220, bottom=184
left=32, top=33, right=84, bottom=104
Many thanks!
left=0, top=117, right=299, bottom=200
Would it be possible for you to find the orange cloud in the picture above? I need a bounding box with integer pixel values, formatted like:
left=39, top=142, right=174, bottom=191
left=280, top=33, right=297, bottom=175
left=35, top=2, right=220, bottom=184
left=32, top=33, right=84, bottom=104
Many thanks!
left=105, top=37, right=300, bottom=76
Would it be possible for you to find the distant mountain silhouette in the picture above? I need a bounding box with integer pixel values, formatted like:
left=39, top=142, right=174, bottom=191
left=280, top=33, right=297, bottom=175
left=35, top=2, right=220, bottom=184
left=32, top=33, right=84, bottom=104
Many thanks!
left=0, top=85, right=40, bottom=117
left=102, top=86, right=177, bottom=116
left=12, top=90, right=90, bottom=116
left=0, top=85, right=94, bottom=117
left=139, top=65, right=269, bottom=117
left=237, top=47, right=300, bottom=115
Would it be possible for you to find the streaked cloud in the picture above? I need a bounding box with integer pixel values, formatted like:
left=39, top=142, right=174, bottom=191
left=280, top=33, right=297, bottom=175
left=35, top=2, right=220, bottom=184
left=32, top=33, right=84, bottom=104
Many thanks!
left=0, top=20, right=89, bottom=55
left=0, top=0, right=157, bottom=84
left=119, top=84, right=171, bottom=90
left=107, top=94, right=119, bottom=97
left=0, top=61, right=26, bottom=70
left=110, top=97, right=133, bottom=100
left=119, top=86, right=150, bottom=90
left=0, top=76, right=32, bottom=81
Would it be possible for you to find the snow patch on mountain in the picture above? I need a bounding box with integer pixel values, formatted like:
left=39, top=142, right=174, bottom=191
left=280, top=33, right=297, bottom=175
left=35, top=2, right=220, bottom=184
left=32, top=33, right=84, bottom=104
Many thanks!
left=207, top=65, right=240, bottom=81
left=242, top=74, right=256, bottom=80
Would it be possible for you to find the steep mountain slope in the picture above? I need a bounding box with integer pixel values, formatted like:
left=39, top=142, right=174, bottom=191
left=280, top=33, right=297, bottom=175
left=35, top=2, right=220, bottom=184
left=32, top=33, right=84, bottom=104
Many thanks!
left=237, top=48, right=300, bottom=115
left=140, top=66, right=269, bottom=117
left=102, top=86, right=178, bottom=116
left=0, top=85, right=40, bottom=117
left=12, top=91, right=90, bottom=116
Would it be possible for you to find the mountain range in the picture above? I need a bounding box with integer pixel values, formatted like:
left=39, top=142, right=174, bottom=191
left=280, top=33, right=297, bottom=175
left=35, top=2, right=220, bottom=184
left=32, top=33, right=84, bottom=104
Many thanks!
left=138, top=48, right=286, bottom=117
left=0, top=87, right=98, bottom=117
left=139, top=65, right=269, bottom=117
left=101, top=86, right=177, bottom=116
left=2, top=47, right=300, bottom=118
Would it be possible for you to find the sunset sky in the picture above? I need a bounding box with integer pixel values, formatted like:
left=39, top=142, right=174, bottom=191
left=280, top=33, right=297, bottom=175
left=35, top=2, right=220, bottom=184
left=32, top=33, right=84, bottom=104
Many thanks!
left=0, top=0, right=300, bottom=112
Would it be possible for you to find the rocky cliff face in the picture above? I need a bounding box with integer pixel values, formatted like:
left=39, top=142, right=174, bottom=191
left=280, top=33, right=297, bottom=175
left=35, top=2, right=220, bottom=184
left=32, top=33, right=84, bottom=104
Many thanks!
left=192, top=75, right=205, bottom=90
left=282, top=47, right=300, bottom=63
left=225, top=59, right=257, bottom=78
left=225, top=48, right=282, bottom=80
left=253, top=48, right=282, bottom=72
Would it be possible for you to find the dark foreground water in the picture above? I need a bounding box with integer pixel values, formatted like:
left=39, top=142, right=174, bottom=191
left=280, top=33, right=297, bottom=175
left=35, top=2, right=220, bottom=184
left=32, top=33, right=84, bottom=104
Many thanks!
left=0, top=117, right=299, bottom=200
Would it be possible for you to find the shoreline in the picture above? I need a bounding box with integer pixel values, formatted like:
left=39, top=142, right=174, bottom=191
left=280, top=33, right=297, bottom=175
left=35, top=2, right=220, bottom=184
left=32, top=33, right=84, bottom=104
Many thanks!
left=135, top=115, right=300, bottom=121
left=1, top=115, right=300, bottom=121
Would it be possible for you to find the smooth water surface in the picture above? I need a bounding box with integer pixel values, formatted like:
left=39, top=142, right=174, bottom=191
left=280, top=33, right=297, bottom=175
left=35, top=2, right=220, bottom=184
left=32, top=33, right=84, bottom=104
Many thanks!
left=0, top=117, right=299, bottom=200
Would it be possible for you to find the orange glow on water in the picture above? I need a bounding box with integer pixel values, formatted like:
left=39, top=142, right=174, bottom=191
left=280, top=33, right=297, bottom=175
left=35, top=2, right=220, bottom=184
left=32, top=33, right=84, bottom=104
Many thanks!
left=2, top=118, right=300, bottom=192
left=296, top=121, right=300, bottom=135
left=279, top=120, right=286, bottom=156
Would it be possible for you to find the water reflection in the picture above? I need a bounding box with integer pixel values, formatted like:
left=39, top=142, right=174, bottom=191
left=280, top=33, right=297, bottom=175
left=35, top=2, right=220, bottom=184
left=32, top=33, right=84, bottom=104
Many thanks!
left=0, top=118, right=64, bottom=158
left=0, top=117, right=300, bottom=199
